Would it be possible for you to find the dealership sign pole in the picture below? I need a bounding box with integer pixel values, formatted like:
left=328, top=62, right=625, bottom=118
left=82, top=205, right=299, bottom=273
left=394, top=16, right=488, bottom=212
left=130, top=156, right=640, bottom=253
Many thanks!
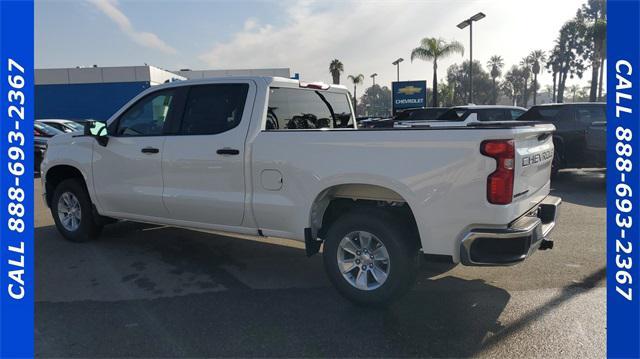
left=607, top=0, right=640, bottom=357
left=0, top=0, right=35, bottom=357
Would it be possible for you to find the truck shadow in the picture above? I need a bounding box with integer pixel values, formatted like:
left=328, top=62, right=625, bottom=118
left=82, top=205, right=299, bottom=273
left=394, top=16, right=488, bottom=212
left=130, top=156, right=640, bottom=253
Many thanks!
left=551, top=169, right=605, bottom=208
left=36, top=222, right=510, bottom=357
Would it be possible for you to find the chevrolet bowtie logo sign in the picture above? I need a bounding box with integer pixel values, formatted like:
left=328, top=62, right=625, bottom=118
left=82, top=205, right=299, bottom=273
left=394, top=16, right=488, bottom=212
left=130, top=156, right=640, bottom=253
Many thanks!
left=398, top=86, right=423, bottom=95
left=392, top=80, right=427, bottom=115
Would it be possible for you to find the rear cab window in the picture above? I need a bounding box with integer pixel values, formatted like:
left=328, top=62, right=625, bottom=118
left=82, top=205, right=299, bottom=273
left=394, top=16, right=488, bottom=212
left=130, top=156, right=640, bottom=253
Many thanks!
left=435, top=108, right=467, bottom=121
left=266, top=87, right=354, bottom=130
left=476, top=109, right=509, bottom=122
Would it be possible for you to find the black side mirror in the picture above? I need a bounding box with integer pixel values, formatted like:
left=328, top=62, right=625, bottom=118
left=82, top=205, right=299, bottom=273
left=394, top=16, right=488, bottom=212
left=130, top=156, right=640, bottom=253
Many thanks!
left=83, top=120, right=109, bottom=146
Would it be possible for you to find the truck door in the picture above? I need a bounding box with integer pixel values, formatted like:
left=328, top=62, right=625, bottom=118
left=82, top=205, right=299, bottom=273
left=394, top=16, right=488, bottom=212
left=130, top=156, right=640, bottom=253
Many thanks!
left=161, top=81, right=255, bottom=226
left=92, top=88, right=178, bottom=218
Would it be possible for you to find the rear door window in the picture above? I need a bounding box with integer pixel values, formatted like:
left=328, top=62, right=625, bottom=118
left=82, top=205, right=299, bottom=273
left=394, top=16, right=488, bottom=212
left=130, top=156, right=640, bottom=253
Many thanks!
left=267, top=88, right=354, bottom=130
left=179, top=84, right=249, bottom=135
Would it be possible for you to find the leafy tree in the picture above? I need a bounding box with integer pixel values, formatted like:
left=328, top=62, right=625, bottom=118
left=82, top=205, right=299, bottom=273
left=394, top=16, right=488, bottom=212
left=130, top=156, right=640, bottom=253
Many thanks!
left=487, top=55, right=504, bottom=105
left=329, top=59, right=344, bottom=85
left=357, top=85, right=392, bottom=117
left=446, top=60, right=493, bottom=105
left=437, top=81, right=456, bottom=107
left=348, top=74, right=365, bottom=116
left=502, top=66, right=525, bottom=106
left=410, top=37, right=464, bottom=107
left=529, top=50, right=547, bottom=105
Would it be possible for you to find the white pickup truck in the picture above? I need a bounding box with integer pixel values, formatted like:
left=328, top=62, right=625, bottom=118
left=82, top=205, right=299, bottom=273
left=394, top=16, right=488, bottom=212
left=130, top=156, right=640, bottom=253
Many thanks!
left=41, top=77, right=560, bottom=305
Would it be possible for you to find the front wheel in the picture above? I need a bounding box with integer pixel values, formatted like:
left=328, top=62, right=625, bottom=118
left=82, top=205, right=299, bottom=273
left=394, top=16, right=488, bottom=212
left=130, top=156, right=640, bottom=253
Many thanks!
left=322, top=208, right=420, bottom=306
left=51, top=178, right=102, bottom=242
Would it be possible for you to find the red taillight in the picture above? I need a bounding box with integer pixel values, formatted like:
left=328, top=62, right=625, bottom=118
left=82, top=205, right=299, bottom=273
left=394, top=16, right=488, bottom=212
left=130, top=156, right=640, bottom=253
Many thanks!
left=481, top=139, right=514, bottom=205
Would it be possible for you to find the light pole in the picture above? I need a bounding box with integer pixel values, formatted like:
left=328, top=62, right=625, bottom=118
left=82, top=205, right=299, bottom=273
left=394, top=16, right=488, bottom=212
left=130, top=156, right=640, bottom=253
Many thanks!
left=392, top=58, right=403, bottom=82
left=457, top=12, right=485, bottom=104
left=370, top=73, right=378, bottom=86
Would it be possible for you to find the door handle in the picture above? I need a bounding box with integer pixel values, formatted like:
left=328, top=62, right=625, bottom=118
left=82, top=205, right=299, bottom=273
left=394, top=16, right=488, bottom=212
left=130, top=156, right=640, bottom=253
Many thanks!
left=217, top=148, right=240, bottom=155
left=141, top=147, right=160, bottom=154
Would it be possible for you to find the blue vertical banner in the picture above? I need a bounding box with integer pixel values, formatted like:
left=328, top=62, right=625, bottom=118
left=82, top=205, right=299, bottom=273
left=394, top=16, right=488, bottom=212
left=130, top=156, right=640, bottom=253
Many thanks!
left=607, top=0, right=640, bottom=358
left=0, top=0, right=35, bottom=358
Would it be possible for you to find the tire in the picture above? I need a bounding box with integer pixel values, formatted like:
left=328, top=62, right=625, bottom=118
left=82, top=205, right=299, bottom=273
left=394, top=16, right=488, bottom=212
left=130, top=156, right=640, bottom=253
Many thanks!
left=51, top=178, right=102, bottom=242
left=322, top=207, right=421, bottom=306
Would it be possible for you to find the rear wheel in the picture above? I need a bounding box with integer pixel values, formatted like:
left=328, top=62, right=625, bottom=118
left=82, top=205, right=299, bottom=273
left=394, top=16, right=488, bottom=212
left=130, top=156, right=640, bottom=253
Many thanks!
left=322, top=208, right=420, bottom=306
left=51, top=178, right=102, bottom=242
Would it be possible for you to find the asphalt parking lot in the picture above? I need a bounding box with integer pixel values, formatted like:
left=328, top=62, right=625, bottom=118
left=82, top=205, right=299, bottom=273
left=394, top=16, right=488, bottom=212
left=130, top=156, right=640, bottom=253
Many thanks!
left=35, top=169, right=605, bottom=358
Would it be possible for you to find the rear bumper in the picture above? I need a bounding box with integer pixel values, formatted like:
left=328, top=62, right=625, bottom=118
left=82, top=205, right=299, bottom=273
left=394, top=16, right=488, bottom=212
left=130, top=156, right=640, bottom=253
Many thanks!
left=460, top=195, right=561, bottom=266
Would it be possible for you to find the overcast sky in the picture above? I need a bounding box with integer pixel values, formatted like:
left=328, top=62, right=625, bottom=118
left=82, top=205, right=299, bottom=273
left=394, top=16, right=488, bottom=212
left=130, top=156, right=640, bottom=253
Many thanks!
left=36, top=0, right=589, bottom=90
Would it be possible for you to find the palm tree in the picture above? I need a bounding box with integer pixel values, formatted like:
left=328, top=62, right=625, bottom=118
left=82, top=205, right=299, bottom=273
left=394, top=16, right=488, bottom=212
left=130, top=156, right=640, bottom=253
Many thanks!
left=569, top=84, right=580, bottom=102
left=348, top=74, right=364, bottom=115
left=529, top=50, right=547, bottom=105
left=487, top=55, right=504, bottom=104
left=329, top=59, right=344, bottom=85
left=410, top=37, right=464, bottom=107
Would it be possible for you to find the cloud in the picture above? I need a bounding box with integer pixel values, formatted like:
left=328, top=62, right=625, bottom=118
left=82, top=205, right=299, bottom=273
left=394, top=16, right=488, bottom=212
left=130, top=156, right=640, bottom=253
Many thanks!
left=197, top=0, right=460, bottom=86
left=197, top=0, right=586, bottom=89
left=88, top=0, right=177, bottom=54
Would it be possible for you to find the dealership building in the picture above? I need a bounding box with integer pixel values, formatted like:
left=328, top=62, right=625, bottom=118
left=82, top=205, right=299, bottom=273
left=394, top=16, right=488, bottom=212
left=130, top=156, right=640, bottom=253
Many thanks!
left=35, top=65, right=291, bottom=121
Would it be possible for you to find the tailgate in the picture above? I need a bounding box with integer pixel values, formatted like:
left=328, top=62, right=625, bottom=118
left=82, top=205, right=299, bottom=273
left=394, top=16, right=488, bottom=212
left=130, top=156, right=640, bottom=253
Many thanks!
left=513, top=124, right=555, bottom=204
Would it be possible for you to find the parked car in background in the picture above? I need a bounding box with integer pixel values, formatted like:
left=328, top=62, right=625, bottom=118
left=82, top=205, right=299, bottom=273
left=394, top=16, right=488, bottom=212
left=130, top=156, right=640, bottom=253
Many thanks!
left=518, top=103, right=606, bottom=176
left=35, top=121, right=64, bottom=138
left=360, top=107, right=450, bottom=128
left=41, top=77, right=559, bottom=305
left=587, top=120, right=606, bottom=160
left=37, top=119, right=84, bottom=133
